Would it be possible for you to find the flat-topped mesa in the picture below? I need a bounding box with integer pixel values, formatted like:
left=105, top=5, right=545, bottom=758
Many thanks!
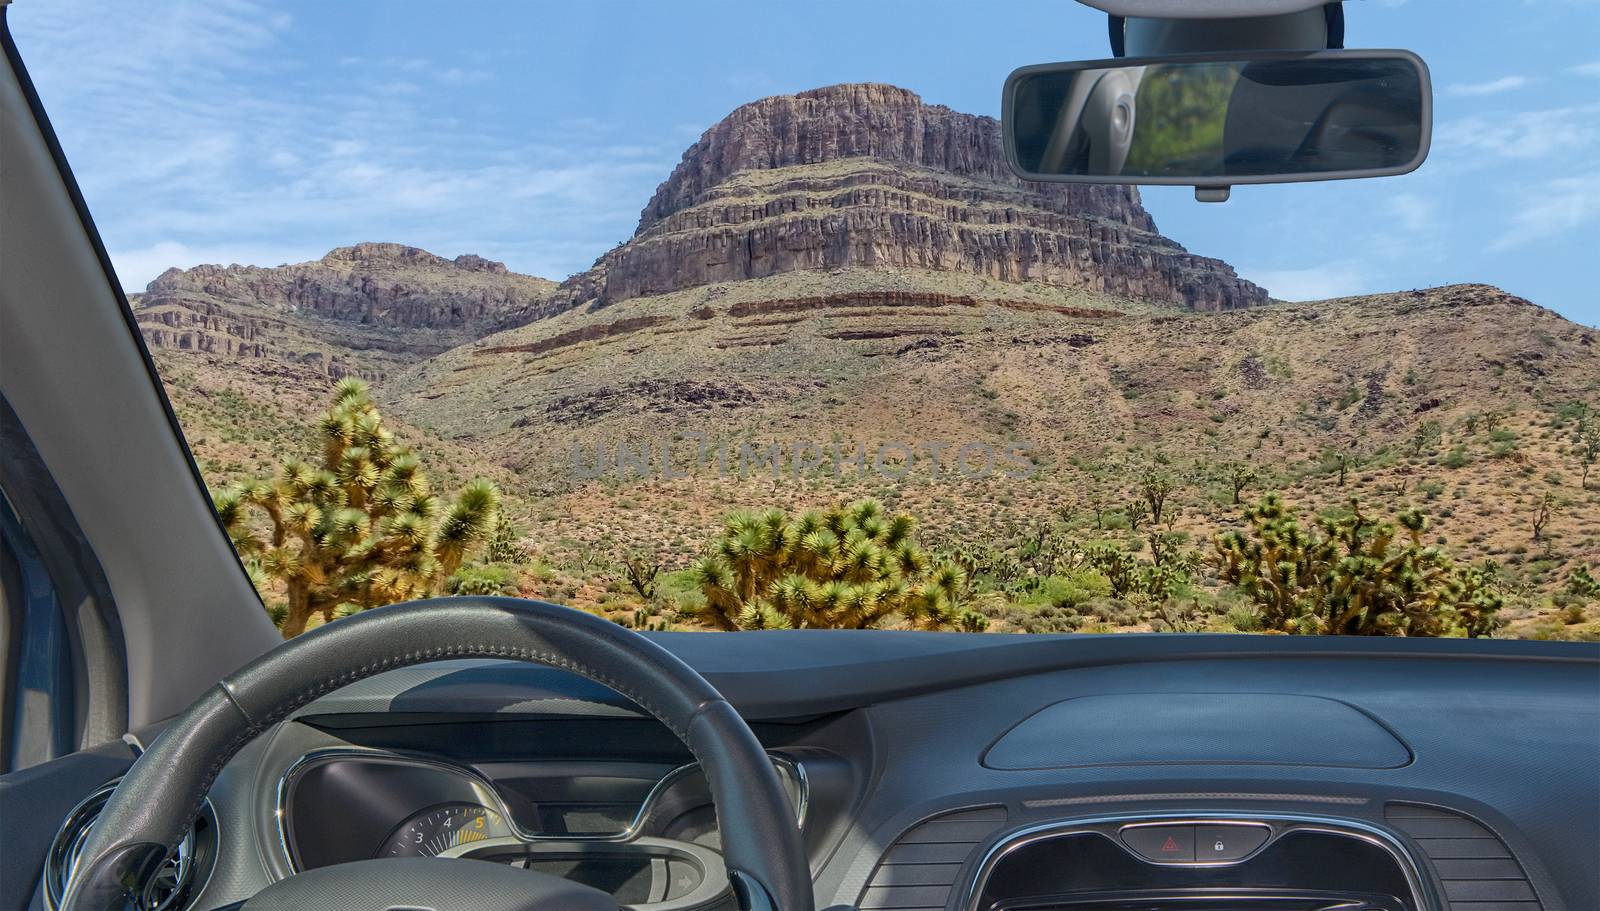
left=533, top=83, right=1267, bottom=317
left=636, top=83, right=1157, bottom=232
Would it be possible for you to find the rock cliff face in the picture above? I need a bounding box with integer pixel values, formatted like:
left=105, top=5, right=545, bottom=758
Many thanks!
left=134, top=243, right=555, bottom=378
left=142, top=243, right=550, bottom=333
left=527, top=84, right=1265, bottom=319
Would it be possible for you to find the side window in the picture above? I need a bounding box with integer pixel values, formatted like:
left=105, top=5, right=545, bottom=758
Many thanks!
left=0, top=396, right=126, bottom=772
left=0, top=492, right=76, bottom=771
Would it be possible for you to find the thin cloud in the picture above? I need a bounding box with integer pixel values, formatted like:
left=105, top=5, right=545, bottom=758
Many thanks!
left=1384, top=193, right=1438, bottom=234
left=9, top=0, right=678, bottom=290
left=1488, top=176, right=1600, bottom=252
left=1434, top=102, right=1600, bottom=163
left=1570, top=61, right=1600, bottom=77
left=1444, top=75, right=1533, bottom=97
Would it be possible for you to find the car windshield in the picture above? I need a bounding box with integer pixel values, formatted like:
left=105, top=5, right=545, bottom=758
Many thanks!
left=12, top=1, right=1598, bottom=642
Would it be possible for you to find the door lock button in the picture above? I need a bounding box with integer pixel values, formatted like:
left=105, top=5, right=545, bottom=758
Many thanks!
left=1120, top=824, right=1195, bottom=862
left=1196, top=824, right=1270, bottom=862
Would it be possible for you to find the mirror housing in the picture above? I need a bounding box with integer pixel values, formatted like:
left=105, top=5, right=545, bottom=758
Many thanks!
left=1002, top=49, right=1431, bottom=200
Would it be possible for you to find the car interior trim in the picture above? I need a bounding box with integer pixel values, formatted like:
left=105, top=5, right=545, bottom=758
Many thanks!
left=1023, top=791, right=1372, bottom=807
left=961, top=811, right=1435, bottom=911
left=274, top=745, right=808, bottom=872
left=43, top=777, right=218, bottom=911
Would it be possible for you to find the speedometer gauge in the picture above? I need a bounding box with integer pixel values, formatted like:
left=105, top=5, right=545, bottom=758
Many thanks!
left=378, top=803, right=513, bottom=858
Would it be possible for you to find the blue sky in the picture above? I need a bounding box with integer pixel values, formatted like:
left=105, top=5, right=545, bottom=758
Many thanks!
left=10, top=0, right=1598, bottom=326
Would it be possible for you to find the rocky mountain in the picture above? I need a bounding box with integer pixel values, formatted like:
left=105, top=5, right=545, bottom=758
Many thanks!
left=133, top=243, right=555, bottom=380
left=512, top=83, right=1266, bottom=323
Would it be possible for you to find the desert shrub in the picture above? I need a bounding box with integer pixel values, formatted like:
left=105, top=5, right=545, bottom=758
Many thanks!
left=1085, top=598, right=1143, bottom=626
left=1442, top=446, right=1470, bottom=469
left=1225, top=605, right=1263, bottom=632
left=994, top=603, right=1084, bottom=633
left=1150, top=600, right=1209, bottom=632
left=1570, top=565, right=1600, bottom=600
left=657, top=569, right=707, bottom=619
left=214, top=379, right=499, bottom=637
left=1037, top=570, right=1114, bottom=608
left=446, top=564, right=518, bottom=597
left=686, top=499, right=980, bottom=630
left=1212, top=494, right=1503, bottom=637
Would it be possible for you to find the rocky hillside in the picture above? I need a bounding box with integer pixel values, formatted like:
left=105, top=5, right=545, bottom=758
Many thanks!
left=510, top=84, right=1265, bottom=323
left=393, top=281, right=1596, bottom=485
left=383, top=279, right=1597, bottom=636
left=133, top=243, right=555, bottom=380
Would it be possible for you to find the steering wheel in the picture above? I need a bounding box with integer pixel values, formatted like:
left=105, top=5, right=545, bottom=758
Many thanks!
left=61, top=597, right=813, bottom=911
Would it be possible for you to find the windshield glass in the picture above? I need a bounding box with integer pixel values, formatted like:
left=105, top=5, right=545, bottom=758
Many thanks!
left=13, top=1, right=1598, bottom=641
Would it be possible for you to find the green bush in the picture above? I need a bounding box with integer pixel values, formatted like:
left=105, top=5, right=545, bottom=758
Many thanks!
left=1037, top=570, right=1114, bottom=609
left=1212, top=494, right=1503, bottom=637
left=686, top=499, right=978, bottom=630
left=1225, top=605, right=1263, bottom=632
left=446, top=564, right=519, bottom=596
left=1570, top=565, right=1600, bottom=600
left=994, top=603, right=1084, bottom=633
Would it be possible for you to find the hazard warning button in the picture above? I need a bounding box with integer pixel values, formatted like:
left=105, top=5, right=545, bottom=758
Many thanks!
left=1120, top=824, right=1196, bottom=862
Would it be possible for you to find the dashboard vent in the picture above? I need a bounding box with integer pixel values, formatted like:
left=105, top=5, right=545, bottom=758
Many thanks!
left=44, top=779, right=216, bottom=911
left=1384, top=803, right=1542, bottom=911
left=857, top=805, right=1008, bottom=911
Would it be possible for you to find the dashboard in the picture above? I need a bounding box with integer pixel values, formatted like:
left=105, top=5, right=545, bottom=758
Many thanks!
left=30, top=632, right=1600, bottom=911
left=277, top=747, right=807, bottom=907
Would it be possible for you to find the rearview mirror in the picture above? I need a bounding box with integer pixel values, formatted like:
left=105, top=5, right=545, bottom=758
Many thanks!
left=1003, top=50, right=1431, bottom=195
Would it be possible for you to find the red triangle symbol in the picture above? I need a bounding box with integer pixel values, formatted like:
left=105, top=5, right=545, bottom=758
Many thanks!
left=1161, top=836, right=1180, bottom=852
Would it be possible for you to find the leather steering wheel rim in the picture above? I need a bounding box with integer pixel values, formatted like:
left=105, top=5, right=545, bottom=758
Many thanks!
left=61, top=597, right=812, bottom=911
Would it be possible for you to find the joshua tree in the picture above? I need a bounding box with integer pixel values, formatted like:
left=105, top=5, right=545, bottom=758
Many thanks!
left=1212, top=494, right=1502, bottom=637
left=1139, top=469, right=1175, bottom=526
left=687, top=499, right=981, bottom=631
left=484, top=515, right=529, bottom=564
left=1084, top=545, right=1143, bottom=599
left=1124, top=499, right=1149, bottom=532
left=214, top=379, right=499, bottom=637
left=1409, top=420, right=1442, bottom=457
left=1577, top=429, right=1598, bottom=491
left=1147, top=518, right=1184, bottom=569
left=1531, top=491, right=1558, bottom=543
left=621, top=553, right=661, bottom=600
left=1225, top=462, right=1258, bottom=505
